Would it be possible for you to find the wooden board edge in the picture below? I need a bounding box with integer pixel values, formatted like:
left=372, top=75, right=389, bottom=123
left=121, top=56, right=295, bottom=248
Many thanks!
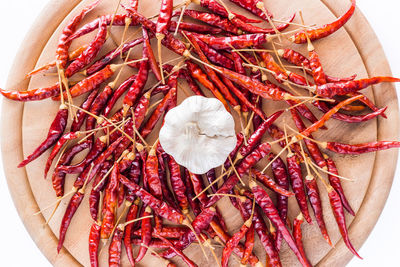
left=1, top=0, right=83, bottom=266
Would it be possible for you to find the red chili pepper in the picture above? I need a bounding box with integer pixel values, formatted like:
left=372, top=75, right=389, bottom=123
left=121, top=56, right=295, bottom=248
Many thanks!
left=290, top=0, right=356, bottom=44
left=133, top=226, right=188, bottom=239
left=228, top=0, right=272, bottom=20
left=206, top=142, right=271, bottom=207
left=194, top=37, right=235, bottom=69
left=292, top=213, right=309, bottom=263
left=135, top=206, right=152, bottom=262
left=186, top=60, right=229, bottom=109
left=86, top=38, right=144, bottom=76
left=71, top=89, right=99, bottom=131
left=109, top=226, right=124, bottom=267
left=123, top=58, right=149, bottom=114
left=130, top=238, right=174, bottom=248
left=316, top=76, right=400, bottom=98
left=0, top=83, right=61, bottom=101
left=327, top=186, right=362, bottom=259
left=251, top=169, right=293, bottom=197
left=169, top=20, right=222, bottom=34
left=287, top=152, right=312, bottom=224
left=249, top=180, right=312, bottom=267
left=242, top=222, right=255, bottom=265
left=52, top=141, right=90, bottom=197
left=143, top=27, right=162, bottom=81
left=205, top=169, right=218, bottom=194
left=124, top=198, right=140, bottom=266
left=157, top=0, right=173, bottom=34
left=240, top=110, right=283, bottom=157
left=100, top=162, right=120, bottom=239
left=119, top=174, right=184, bottom=224
left=231, top=13, right=294, bottom=34
left=87, top=86, right=113, bottom=131
left=57, top=188, right=85, bottom=252
left=308, top=49, right=327, bottom=85
left=183, top=169, right=202, bottom=215
left=224, top=133, right=244, bottom=170
left=56, top=0, right=100, bottom=69
left=180, top=69, right=205, bottom=96
left=89, top=161, right=112, bottom=221
left=144, top=146, right=162, bottom=199
left=324, top=140, right=400, bottom=154
left=168, top=155, right=190, bottom=214
left=19, top=105, right=68, bottom=168
left=89, top=222, right=101, bottom=267
left=325, top=156, right=355, bottom=215
left=54, top=65, right=115, bottom=100
left=65, top=17, right=107, bottom=77
left=195, top=33, right=268, bottom=50
left=156, top=234, right=198, bottom=267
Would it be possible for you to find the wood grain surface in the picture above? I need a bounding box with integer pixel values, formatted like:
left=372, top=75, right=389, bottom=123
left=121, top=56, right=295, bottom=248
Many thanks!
left=1, top=0, right=398, bottom=266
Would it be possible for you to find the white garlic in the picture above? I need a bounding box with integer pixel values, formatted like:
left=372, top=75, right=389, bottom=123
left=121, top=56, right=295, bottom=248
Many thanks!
left=159, top=96, right=237, bottom=174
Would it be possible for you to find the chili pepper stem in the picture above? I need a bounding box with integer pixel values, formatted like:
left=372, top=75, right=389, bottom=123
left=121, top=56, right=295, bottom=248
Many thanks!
left=119, top=17, right=132, bottom=57
left=44, top=198, right=61, bottom=225
left=261, top=141, right=291, bottom=173
left=229, top=155, right=246, bottom=186
left=183, top=219, right=209, bottom=260
left=156, top=33, right=166, bottom=84
left=34, top=187, right=77, bottom=216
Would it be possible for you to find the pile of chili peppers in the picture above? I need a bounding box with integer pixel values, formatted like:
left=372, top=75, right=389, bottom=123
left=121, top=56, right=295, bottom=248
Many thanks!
left=2, top=0, right=400, bottom=266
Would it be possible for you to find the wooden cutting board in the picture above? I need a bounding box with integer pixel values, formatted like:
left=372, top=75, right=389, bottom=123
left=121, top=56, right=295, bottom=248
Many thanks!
left=1, top=0, right=399, bottom=266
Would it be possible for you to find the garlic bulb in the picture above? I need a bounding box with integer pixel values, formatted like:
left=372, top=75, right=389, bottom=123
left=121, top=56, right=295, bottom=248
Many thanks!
left=159, top=96, right=237, bottom=174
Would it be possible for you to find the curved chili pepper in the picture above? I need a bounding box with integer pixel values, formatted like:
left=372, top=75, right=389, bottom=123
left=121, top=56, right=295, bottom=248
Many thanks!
left=205, top=169, right=218, bottom=194
left=44, top=131, right=80, bottom=178
left=183, top=169, right=202, bottom=215
left=133, top=226, right=188, bottom=239
left=87, top=37, right=144, bottom=76
left=100, top=162, right=120, bottom=239
left=224, top=133, right=244, bottom=170
left=156, top=0, right=173, bottom=34
left=141, top=76, right=177, bottom=138
left=168, top=155, right=189, bottom=214
left=56, top=0, right=100, bottom=69
left=0, top=83, right=61, bottom=101
left=195, top=33, right=268, bottom=50
left=229, top=0, right=272, bottom=20
left=222, top=218, right=252, bottom=267
left=316, top=76, right=400, bottom=98
left=123, top=58, right=149, bottom=113
left=156, top=234, right=198, bottom=267
left=231, top=13, right=294, bottom=34
left=57, top=135, right=107, bottom=174
left=240, top=110, right=283, bottom=157
left=206, top=142, right=271, bottom=207
left=181, top=69, right=205, bottom=96
left=157, top=147, right=180, bottom=210
left=89, top=222, right=101, bottom=267
left=57, top=188, right=85, bottom=252
left=327, top=186, right=362, bottom=259
left=19, top=105, right=68, bottom=168
left=54, top=65, right=115, bottom=100
left=135, top=206, right=152, bottom=263
left=109, top=226, right=124, bottom=267
left=242, top=223, right=255, bottom=265
left=124, top=198, right=140, bottom=267
left=103, top=75, right=136, bottom=117
left=293, top=213, right=309, bottom=263
left=119, top=174, right=184, bottom=224
left=169, top=20, right=222, bottom=34
left=87, top=86, right=113, bottom=131
left=71, top=89, right=99, bottom=132
left=324, top=140, right=400, bottom=154
left=194, top=37, right=235, bottom=69
left=52, top=141, right=90, bottom=197
left=89, top=161, right=112, bottom=221
left=180, top=9, right=242, bottom=34
left=142, top=28, right=162, bottom=82
left=251, top=169, right=293, bottom=196
left=290, top=0, right=356, bottom=44
left=65, top=18, right=107, bottom=77
left=186, top=60, right=229, bottom=109
left=309, top=49, right=327, bottom=85
left=249, top=180, right=312, bottom=267
left=326, top=157, right=355, bottom=215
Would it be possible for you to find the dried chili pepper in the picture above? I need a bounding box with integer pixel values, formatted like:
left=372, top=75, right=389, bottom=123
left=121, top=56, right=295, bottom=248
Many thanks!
left=0, top=83, right=61, bottom=101
left=65, top=17, right=107, bottom=77
left=19, top=105, right=68, bottom=167
left=251, top=169, right=293, bottom=197
left=133, top=226, right=188, bottom=239
left=169, top=20, right=222, bottom=34
left=323, top=140, right=400, bottom=154
left=195, top=33, right=268, bottom=50
left=124, top=198, right=140, bottom=266
left=86, top=86, right=113, bottom=131
left=290, top=0, right=356, bottom=44
left=183, top=169, right=202, bottom=215
left=109, top=226, right=124, bottom=267
left=71, top=89, right=99, bottom=131
left=89, top=161, right=112, bottom=221
left=249, top=180, right=312, bottom=267
left=135, top=206, right=153, bottom=262
left=228, top=0, right=272, bottom=20
left=194, top=37, right=235, bottom=69
left=293, top=213, right=308, bottom=263
left=145, top=146, right=162, bottom=199
left=168, top=155, right=190, bottom=214
left=224, top=133, right=244, bottom=170
left=143, top=27, right=162, bottom=81
left=181, top=69, right=205, bottom=96
left=89, top=221, right=101, bottom=267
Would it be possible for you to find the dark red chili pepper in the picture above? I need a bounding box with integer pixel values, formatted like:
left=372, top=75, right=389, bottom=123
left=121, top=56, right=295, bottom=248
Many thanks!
left=325, top=156, right=355, bottom=215
left=156, top=234, right=198, bottom=267
left=179, top=9, right=242, bottom=34
left=222, top=218, right=252, bottom=267
left=206, top=142, right=271, bottom=207
left=130, top=238, right=173, bottom=248
left=290, top=0, right=356, bottom=44
left=124, top=198, right=140, bottom=266
left=109, top=226, right=124, bottom=267
left=169, top=20, right=222, bottom=34
left=156, top=0, right=173, bottom=34
left=293, top=213, right=309, bottom=263
left=186, top=60, right=229, bottom=109
left=287, top=152, right=312, bottom=224
left=183, top=169, right=202, bottom=215
left=308, top=49, right=327, bottom=85
left=249, top=180, right=312, bottom=267
left=89, top=161, right=112, bottom=221
left=0, top=83, right=61, bottom=101
left=239, top=110, right=283, bottom=158
left=65, top=18, right=107, bottom=77
left=143, top=27, right=162, bottom=81
left=205, top=169, right=218, bottom=194
left=224, top=133, right=244, bottom=170
left=103, top=74, right=136, bottom=117
left=231, top=13, right=294, bottom=34
left=71, top=89, right=99, bottom=132
left=86, top=86, right=113, bottom=131
left=228, top=0, right=272, bottom=20
left=86, top=38, right=144, bottom=76
left=133, top=226, right=188, bottom=239
left=194, top=37, right=235, bottom=69
left=56, top=0, right=100, bottom=69
left=168, top=155, right=189, bottom=214
left=54, top=65, right=116, bottom=100
left=135, top=206, right=152, bottom=262
left=324, top=140, right=400, bottom=154
left=145, top=146, right=162, bottom=198
left=242, top=222, right=255, bottom=265
left=57, top=188, right=85, bottom=252
left=251, top=169, right=293, bottom=196
left=316, top=76, right=400, bottom=98
left=195, top=33, right=268, bottom=50
left=89, top=222, right=101, bottom=267
left=100, top=162, right=120, bottom=239
left=327, top=186, right=362, bottom=259
left=52, top=141, right=90, bottom=197
left=44, top=131, right=80, bottom=178
left=119, top=174, right=185, bottom=224
left=18, top=105, right=68, bottom=168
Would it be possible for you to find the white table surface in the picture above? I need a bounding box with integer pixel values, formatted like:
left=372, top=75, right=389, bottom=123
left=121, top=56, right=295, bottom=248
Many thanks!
left=0, top=1, right=399, bottom=266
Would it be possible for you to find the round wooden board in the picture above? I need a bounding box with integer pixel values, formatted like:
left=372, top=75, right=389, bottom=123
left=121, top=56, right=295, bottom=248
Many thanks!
left=1, top=0, right=399, bottom=266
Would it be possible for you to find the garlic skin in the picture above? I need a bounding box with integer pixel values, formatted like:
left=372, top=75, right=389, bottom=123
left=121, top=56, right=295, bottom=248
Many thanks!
left=159, top=96, right=237, bottom=174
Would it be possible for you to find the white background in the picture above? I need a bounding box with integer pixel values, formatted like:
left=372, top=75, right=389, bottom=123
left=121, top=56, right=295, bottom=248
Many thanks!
left=0, top=1, right=399, bottom=266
